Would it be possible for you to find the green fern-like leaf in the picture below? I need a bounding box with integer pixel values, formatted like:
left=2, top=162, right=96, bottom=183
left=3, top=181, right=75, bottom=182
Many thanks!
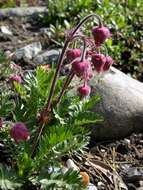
left=31, top=169, right=85, bottom=190
left=0, top=89, right=14, bottom=117
left=0, top=165, right=22, bottom=190
left=36, top=124, right=89, bottom=168
left=73, top=111, right=103, bottom=126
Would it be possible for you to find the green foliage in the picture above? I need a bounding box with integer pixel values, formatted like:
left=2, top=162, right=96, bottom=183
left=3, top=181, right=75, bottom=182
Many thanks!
left=91, top=0, right=143, bottom=80
left=0, top=88, right=14, bottom=118
left=41, top=0, right=143, bottom=80
left=13, top=68, right=55, bottom=126
left=0, top=51, right=12, bottom=80
left=0, top=66, right=101, bottom=189
left=46, top=0, right=93, bottom=24
left=36, top=124, right=89, bottom=166
left=0, top=0, right=16, bottom=8
left=0, top=165, right=22, bottom=190
left=31, top=169, right=85, bottom=190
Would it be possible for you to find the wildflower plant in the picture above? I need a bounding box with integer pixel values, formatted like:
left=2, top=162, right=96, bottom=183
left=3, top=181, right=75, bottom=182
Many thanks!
left=0, top=14, right=114, bottom=189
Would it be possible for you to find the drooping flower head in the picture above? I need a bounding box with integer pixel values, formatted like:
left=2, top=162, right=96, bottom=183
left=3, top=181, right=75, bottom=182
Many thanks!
left=103, top=56, right=114, bottom=71
left=92, top=26, right=111, bottom=46
left=78, top=84, right=91, bottom=98
left=91, top=53, right=106, bottom=73
left=9, top=75, right=22, bottom=83
left=72, top=59, right=91, bottom=78
left=10, top=122, right=30, bottom=144
left=66, top=48, right=81, bottom=62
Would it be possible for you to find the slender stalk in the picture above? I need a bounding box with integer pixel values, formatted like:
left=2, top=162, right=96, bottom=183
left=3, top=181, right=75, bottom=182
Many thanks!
left=56, top=71, right=74, bottom=106
left=31, top=123, right=45, bottom=158
left=71, top=13, right=102, bottom=36
left=45, top=40, right=69, bottom=112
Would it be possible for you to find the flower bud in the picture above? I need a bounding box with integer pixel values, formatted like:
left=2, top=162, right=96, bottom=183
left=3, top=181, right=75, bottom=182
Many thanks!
left=92, top=26, right=111, bottom=46
left=103, top=56, right=114, bottom=71
left=9, top=75, right=22, bottom=83
left=78, top=84, right=91, bottom=98
left=10, top=122, right=30, bottom=144
left=72, top=60, right=90, bottom=78
left=91, top=53, right=106, bottom=73
left=66, top=48, right=81, bottom=62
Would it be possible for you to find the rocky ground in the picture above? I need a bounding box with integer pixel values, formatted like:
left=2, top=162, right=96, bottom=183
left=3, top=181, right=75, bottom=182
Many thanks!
left=0, top=8, right=143, bottom=190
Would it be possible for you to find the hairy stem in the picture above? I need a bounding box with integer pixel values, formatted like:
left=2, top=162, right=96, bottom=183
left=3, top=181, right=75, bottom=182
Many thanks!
left=45, top=40, right=69, bottom=112
left=71, top=13, right=102, bottom=36
left=56, top=71, right=74, bottom=106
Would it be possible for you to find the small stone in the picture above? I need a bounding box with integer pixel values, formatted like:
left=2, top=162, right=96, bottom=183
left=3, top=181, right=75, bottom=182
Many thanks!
left=87, top=183, right=97, bottom=190
left=124, top=139, right=130, bottom=145
left=0, top=26, right=13, bottom=36
left=97, top=181, right=105, bottom=188
left=4, top=50, right=12, bottom=58
left=66, top=159, right=79, bottom=171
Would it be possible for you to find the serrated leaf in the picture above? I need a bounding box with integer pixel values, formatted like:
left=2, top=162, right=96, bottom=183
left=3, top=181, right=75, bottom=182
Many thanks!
left=0, top=165, right=22, bottom=190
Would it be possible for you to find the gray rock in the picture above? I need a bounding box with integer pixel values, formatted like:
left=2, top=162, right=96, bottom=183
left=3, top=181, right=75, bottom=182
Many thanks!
left=88, top=183, right=97, bottom=190
left=70, top=67, right=143, bottom=140
left=89, top=67, right=143, bottom=140
left=0, top=7, right=47, bottom=18
left=34, top=49, right=60, bottom=65
left=15, top=42, right=42, bottom=61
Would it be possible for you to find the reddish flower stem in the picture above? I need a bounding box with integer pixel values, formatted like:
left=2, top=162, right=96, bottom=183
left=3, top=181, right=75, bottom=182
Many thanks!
left=56, top=35, right=87, bottom=106
left=44, top=40, right=69, bottom=112
left=44, top=14, right=102, bottom=114
left=56, top=71, right=74, bottom=106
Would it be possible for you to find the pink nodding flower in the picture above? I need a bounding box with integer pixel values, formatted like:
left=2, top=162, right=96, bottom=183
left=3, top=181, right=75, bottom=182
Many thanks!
left=78, top=84, right=91, bottom=98
left=103, top=56, right=114, bottom=71
left=91, top=53, right=106, bottom=73
left=9, top=75, right=22, bottom=83
left=66, top=48, right=81, bottom=62
left=72, top=59, right=91, bottom=78
left=92, top=26, right=111, bottom=46
left=10, top=122, right=30, bottom=144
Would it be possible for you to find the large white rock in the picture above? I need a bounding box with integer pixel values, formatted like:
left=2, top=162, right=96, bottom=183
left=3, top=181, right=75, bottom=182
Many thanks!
left=88, top=67, right=143, bottom=140
left=70, top=67, right=143, bottom=140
